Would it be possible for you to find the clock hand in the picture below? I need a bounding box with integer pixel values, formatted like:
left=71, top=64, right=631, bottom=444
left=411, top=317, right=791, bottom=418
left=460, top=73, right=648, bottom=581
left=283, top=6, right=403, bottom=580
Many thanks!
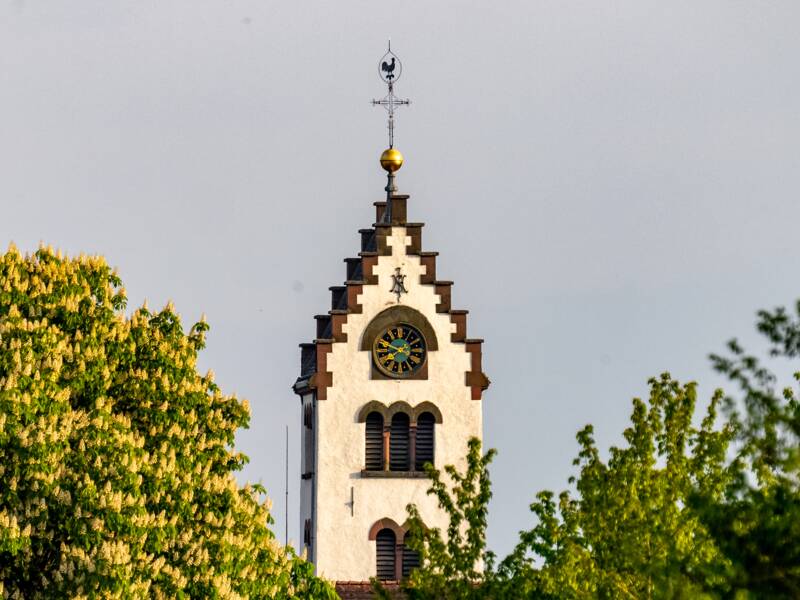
left=383, top=348, right=409, bottom=361
left=379, top=339, right=411, bottom=354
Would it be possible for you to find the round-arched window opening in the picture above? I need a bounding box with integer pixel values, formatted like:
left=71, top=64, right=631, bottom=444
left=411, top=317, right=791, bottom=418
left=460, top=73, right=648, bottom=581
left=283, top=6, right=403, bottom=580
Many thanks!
left=375, top=528, right=396, bottom=580
left=365, top=412, right=384, bottom=471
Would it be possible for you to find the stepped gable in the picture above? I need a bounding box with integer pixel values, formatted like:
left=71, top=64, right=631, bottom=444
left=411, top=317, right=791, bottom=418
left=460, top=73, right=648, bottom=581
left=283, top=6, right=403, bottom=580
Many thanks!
left=292, top=193, right=490, bottom=401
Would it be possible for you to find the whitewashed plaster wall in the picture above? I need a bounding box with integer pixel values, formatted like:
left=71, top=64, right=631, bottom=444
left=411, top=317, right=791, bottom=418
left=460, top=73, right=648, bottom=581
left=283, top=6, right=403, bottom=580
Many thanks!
left=313, top=226, right=483, bottom=582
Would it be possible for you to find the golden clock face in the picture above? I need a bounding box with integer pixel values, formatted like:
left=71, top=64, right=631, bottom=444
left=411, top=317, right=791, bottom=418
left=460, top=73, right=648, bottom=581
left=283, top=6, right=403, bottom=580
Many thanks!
left=372, top=323, right=427, bottom=377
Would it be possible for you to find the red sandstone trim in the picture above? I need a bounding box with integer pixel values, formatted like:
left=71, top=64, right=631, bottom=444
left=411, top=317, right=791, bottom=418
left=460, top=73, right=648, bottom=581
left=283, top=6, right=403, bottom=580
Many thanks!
left=295, top=195, right=490, bottom=402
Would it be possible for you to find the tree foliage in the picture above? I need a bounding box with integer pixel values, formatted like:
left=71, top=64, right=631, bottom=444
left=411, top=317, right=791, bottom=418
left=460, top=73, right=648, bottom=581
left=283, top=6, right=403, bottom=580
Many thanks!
left=506, top=375, right=736, bottom=599
left=401, top=438, right=497, bottom=600
left=0, top=245, right=335, bottom=599
left=705, top=301, right=800, bottom=596
left=405, top=299, right=800, bottom=599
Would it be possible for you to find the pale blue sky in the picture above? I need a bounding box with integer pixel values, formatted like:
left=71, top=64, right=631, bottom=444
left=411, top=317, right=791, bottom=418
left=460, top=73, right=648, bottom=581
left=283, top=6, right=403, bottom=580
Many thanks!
left=2, top=0, right=799, bottom=556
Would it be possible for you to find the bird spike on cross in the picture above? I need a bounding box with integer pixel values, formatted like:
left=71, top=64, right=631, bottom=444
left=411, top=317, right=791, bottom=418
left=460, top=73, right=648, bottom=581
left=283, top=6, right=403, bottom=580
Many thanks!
left=372, top=40, right=410, bottom=149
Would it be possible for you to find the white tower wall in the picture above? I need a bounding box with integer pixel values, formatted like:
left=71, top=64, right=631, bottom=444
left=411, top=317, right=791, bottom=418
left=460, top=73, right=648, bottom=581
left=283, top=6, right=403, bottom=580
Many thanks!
left=294, top=197, right=489, bottom=584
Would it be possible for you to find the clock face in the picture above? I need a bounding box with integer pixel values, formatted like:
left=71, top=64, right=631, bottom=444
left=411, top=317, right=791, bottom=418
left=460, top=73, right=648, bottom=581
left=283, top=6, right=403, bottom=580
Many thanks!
left=372, top=323, right=427, bottom=377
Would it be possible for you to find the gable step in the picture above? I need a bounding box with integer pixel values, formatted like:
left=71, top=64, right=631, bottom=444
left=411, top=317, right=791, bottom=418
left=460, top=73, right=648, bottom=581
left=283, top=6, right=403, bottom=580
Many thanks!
left=329, top=286, right=347, bottom=311
left=419, top=252, right=438, bottom=283
left=299, top=343, right=316, bottom=377
left=434, top=281, right=453, bottom=313
left=314, top=315, right=332, bottom=340
left=373, top=201, right=387, bottom=223
left=344, top=257, right=363, bottom=281
left=359, top=228, right=377, bottom=252
left=450, top=310, right=468, bottom=342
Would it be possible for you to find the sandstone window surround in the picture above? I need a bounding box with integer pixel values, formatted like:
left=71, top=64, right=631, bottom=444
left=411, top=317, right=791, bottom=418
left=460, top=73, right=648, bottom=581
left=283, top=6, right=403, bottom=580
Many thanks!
left=368, top=518, right=421, bottom=581
left=358, top=401, right=442, bottom=477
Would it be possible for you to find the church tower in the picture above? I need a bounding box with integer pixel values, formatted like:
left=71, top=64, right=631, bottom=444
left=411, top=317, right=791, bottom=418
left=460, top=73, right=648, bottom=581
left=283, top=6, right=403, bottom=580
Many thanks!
left=292, top=46, right=489, bottom=587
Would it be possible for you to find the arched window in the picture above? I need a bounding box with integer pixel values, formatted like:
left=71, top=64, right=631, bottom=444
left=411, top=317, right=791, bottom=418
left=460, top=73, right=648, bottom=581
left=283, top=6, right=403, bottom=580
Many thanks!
left=390, top=413, right=410, bottom=471
left=402, top=534, right=420, bottom=578
left=375, top=528, right=397, bottom=580
left=365, top=412, right=384, bottom=471
left=359, top=402, right=442, bottom=474
left=415, top=412, right=435, bottom=471
left=370, top=518, right=423, bottom=581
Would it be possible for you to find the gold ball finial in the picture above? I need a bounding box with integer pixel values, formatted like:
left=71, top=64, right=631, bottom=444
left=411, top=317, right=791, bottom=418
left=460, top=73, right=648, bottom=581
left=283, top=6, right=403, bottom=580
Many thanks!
left=380, top=148, right=403, bottom=172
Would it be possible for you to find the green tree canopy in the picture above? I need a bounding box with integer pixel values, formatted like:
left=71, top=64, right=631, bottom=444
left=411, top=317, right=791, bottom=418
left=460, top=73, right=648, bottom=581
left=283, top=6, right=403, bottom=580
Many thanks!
left=400, top=438, right=497, bottom=600
left=403, top=299, right=800, bottom=599
left=508, top=375, right=736, bottom=599
left=704, top=302, right=800, bottom=596
left=0, top=245, right=335, bottom=599
left=402, top=377, right=737, bottom=600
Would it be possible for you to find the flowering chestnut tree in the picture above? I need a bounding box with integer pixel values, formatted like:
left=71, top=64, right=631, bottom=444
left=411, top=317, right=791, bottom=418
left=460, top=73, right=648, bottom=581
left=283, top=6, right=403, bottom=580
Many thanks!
left=0, top=245, right=335, bottom=599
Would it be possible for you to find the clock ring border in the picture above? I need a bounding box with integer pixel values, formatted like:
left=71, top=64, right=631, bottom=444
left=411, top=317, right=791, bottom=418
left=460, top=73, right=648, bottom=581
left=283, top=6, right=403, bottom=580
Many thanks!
left=371, top=322, right=428, bottom=379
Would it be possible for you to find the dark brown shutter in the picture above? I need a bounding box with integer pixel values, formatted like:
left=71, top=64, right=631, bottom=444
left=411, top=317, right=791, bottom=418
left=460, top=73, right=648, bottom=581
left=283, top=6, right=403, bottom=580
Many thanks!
left=390, top=413, right=410, bottom=471
left=365, top=412, right=384, bottom=471
left=402, top=538, right=420, bottom=578
left=376, top=528, right=396, bottom=580
left=415, top=412, right=435, bottom=471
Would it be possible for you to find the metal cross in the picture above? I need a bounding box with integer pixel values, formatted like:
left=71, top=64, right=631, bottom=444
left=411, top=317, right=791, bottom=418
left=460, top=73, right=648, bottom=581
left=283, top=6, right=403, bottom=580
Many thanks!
left=390, top=267, right=408, bottom=302
left=372, top=41, right=410, bottom=149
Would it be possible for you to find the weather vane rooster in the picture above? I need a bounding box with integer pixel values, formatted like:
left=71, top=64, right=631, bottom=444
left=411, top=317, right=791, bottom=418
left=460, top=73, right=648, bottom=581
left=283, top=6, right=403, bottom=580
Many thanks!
left=381, top=56, right=397, bottom=81
left=372, top=40, right=409, bottom=149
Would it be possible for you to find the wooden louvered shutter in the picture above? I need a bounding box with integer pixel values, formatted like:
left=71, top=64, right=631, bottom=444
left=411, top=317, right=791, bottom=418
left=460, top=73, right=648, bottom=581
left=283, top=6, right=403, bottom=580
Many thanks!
left=376, top=528, right=396, bottom=580
left=415, top=412, right=435, bottom=471
left=390, top=413, right=410, bottom=471
left=402, top=537, right=420, bottom=578
left=365, top=412, right=384, bottom=471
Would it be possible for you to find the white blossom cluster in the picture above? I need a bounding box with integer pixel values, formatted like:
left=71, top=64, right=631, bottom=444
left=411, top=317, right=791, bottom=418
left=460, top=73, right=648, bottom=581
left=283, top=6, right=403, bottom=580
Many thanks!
left=0, top=245, right=335, bottom=599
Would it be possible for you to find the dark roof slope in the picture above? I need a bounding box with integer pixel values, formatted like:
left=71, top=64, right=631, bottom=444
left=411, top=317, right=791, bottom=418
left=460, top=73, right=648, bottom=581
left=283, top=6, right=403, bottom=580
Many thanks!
left=335, top=581, right=403, bottom=599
